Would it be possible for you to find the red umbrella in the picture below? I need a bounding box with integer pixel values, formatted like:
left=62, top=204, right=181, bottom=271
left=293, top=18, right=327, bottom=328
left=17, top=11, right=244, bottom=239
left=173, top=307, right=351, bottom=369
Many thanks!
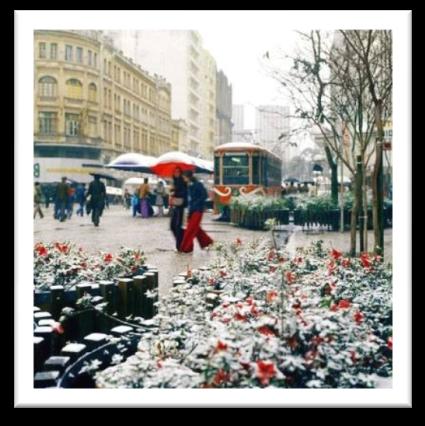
left=150, top=151, right=196, bottom=177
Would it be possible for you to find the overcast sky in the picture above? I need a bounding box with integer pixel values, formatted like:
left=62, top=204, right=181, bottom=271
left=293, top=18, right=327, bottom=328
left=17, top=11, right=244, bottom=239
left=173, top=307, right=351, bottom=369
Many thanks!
left=201, top=28, right=298, bottom=128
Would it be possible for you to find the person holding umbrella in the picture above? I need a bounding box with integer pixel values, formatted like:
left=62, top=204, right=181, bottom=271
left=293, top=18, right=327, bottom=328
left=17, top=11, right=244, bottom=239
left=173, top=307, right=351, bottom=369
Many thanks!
left=169, top=167, right=187, bottom=251
left=86, top=174, right=106, bottom=227
left=179, top=170, right=213, bottom=253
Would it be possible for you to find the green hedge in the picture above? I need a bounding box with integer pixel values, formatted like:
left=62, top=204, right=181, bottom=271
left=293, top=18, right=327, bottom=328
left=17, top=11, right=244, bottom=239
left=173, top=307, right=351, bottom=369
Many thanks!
left=230, top=197, right=290, bottom=230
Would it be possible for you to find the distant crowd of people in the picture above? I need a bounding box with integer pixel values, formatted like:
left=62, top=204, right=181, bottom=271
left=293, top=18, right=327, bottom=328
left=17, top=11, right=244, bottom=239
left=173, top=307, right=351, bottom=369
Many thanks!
left=34, top=175, right=107, bottom=227
left=34, top=168, right=213, bottom=253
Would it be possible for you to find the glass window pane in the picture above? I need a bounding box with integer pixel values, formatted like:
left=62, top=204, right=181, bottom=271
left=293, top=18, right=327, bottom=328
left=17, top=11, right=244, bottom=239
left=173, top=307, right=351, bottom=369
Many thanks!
left=65, top=45, right=73, bottom=61
left=222, top=153, right=249, bottom=185
left=39, top=42, right=46, bottom=58
left=50, top=43, right=57, bottom=60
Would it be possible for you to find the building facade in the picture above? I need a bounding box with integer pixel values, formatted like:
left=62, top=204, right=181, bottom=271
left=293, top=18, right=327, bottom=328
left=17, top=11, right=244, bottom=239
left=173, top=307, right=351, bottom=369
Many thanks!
left=216, top=70, right=232, bottom=146
left=255, top=105, right=291, bottom=164
left=34, top=30, right=173, bottom=183
left=231, top=104, right=246, bottom=141
left=105, top=30, right=219, bottom=159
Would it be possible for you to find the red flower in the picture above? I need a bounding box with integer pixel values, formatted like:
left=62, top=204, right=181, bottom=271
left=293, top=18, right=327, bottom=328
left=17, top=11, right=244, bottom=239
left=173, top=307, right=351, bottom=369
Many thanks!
left=285, top=271, right=296, bottom=284
left=387, top=337, right=393, bottom=350
left=350, top=351, right=358, bottom=363
left=338, top=299, right=351, bottom=309
left=258, top=326, right=277, bottom=336
left=287, top=336, right=299, bottom=350
left=235, top=238, right=242, bottom=245
left=246, top=297, right=254, bottom=306
left=341, top=258, right=351, bottom=268
left=278, top=257, right=286, bottom=264
left=256, top=360, right=277, bottom=386
left=234, top=312, right=247, bottom=321
left=213, top=369, right=230, bottom=386
left=239, top=360, right=251, bottom=370
left=327, top=261, right=336, bottom=275
left=360, top=253, right=372, bottom=268
left=104, top=253, right=113, bottom=263
left=268, top=250, right=276, bottom=261
left=219, top=270, right=227, bottom=278
left=266, top=290, right=278, bottom=303
left=52, top=322, right=64, bottom=335
left=55, top=242, right=69, bottom=254
left=36, top=245, right=48, bottom=257
left=215, top=340, right=228, bottom=352
left=330, top=304, right=338, bottom=312
left=354, top=310, right=364, bottom=324
left=250, top=305, right=261, bottom=317
left=269, top=265, right=277, bottom=273
left=331, top=248, right=343, bottom=260
left=208, top=277, right=216, bottom=286
left=305, top=350, right=317, bottom=362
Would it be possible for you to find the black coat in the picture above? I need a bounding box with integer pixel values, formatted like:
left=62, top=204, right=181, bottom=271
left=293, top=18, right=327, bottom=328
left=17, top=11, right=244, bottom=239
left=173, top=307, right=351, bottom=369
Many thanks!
left=87, top=180, right=106, bottom=207
left=172, top=176, right=188, bottom=208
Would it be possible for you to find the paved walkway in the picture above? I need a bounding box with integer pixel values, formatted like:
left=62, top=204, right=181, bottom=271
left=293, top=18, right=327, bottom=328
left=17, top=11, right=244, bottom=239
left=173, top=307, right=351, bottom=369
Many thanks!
left=34, top=206, right=392, bottom=295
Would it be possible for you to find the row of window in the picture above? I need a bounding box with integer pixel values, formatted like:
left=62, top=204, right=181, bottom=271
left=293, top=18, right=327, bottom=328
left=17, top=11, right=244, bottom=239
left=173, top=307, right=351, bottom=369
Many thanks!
left=38, top=111, right=167, bottom=152
left=38, top=76, right=97, bottom=101
left=215, top=153, right=282, bottom=186
left=38, top=77, right=160, bottom=120
left=38, top=42, right=98, bottom=67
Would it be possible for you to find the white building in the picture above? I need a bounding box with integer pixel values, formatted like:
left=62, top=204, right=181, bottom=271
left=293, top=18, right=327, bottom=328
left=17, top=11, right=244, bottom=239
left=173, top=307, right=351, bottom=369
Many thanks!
left=255, top=105, right=291, bottom=163
left=105, top=30, right=217, bottom=159
left=232, top=104, right=246, bottom=141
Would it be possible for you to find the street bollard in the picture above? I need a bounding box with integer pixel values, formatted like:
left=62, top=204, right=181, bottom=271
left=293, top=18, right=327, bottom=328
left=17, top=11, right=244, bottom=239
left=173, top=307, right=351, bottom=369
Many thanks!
left=143, top=272, right=155, bottom=319
left=49, top=285, right=65, bottom=320
left=43, top=356, right=71, bottom=374
left=75, top=283, right=93, bottom=299
left=34, top=336, right=46, bottom=373
left=60, top=343, right=87, bottom=362
left=98, top=281, right=115, bottom=331
left=34, top=326, right=54, bottom=359
left=83, top=333, right=108, bottom=351
left=34, top=370, right=60, bottom=388
left=117, top=278, right=134, bottom=319
left=133, top=275, right=148, bottom=318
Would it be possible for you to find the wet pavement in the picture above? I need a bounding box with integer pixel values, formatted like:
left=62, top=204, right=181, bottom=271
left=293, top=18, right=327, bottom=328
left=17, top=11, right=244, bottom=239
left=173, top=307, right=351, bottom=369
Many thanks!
left=34, top=205, right=392, bottom=295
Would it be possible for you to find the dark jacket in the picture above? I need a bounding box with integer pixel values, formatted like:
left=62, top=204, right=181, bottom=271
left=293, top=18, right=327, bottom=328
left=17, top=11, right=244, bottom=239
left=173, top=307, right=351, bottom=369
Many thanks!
left=55, top=182, right=69, bottom=202
left=172, top=176, right=188, bottom=208
left=187, top=180, right=207, bottom=215
left=87, top=180, right=106, bottom=207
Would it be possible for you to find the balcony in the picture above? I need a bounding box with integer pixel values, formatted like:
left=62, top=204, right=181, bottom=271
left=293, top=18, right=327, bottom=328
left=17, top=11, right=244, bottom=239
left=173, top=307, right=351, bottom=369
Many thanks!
left=38, top=96, right=58, bottom=103
left=64, top=97, right=83, bottom=105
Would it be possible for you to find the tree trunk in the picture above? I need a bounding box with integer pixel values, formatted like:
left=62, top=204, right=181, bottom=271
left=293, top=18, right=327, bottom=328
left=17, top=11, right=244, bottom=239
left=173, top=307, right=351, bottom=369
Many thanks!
left=357, top=156, right=365, bottom=252
left=324, top=145, right=338, bottom=205
left=372, top=103, right=385, bottom=256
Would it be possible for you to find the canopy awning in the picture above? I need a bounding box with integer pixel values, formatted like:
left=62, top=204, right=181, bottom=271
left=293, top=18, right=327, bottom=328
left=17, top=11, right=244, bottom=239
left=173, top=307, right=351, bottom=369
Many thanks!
left=106, top=153, right=157, bottom=173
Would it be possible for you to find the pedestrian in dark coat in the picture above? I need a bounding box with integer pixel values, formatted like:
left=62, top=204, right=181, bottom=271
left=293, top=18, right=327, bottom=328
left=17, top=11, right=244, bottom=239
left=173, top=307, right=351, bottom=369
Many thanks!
left=87, top=175, right=106, bottom=227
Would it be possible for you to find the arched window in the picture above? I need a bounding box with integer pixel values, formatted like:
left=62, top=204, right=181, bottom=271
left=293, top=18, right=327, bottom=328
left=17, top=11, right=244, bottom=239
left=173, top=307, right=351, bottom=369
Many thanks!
left=39, top=76, right=57, bottom=98
left=66, top=79, right=82, bottom=99
left=88, top=83, right=97, bottom=102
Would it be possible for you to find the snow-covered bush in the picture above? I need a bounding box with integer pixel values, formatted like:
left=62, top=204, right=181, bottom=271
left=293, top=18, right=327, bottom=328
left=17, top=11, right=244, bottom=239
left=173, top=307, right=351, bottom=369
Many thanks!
left=34, top=242, right=146, bottom=291
left=95, top=239, right=392, bottom=388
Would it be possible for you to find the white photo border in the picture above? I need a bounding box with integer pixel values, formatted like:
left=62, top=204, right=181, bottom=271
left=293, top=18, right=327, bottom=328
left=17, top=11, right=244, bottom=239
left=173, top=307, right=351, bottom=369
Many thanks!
left=15, top=9, right=412, bottom=407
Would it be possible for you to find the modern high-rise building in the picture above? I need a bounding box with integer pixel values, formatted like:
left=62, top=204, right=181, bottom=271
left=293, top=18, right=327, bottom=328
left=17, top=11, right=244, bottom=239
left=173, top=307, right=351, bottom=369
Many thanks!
left=255, top=105, right=291, bottom=164
left=216, top=70, right=232, bottom=146
left=106, top=30, right=219, bottom=159
left=232, top=104, right=245, bottom=133
left=34, top=30, right=173, bottom=184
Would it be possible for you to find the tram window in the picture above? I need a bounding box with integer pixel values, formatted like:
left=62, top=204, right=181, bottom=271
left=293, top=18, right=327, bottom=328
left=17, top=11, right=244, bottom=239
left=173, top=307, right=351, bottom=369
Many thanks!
left=252, top=155, right=260, bottom=185
left=222, top=153, right=249, bottom=185
left=214, top=156, right=220, bottom=184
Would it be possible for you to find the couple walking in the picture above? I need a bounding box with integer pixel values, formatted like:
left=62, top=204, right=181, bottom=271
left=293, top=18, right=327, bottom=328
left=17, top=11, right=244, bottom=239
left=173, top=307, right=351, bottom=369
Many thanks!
left=170, top=168, right=213, bottom=253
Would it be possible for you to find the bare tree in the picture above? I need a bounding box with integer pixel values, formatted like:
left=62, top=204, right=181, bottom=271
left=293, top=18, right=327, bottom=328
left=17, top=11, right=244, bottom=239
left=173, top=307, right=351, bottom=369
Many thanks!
left=339, top=30, right=392, bottom=256
left=262, top=30, right=384, bottom=255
